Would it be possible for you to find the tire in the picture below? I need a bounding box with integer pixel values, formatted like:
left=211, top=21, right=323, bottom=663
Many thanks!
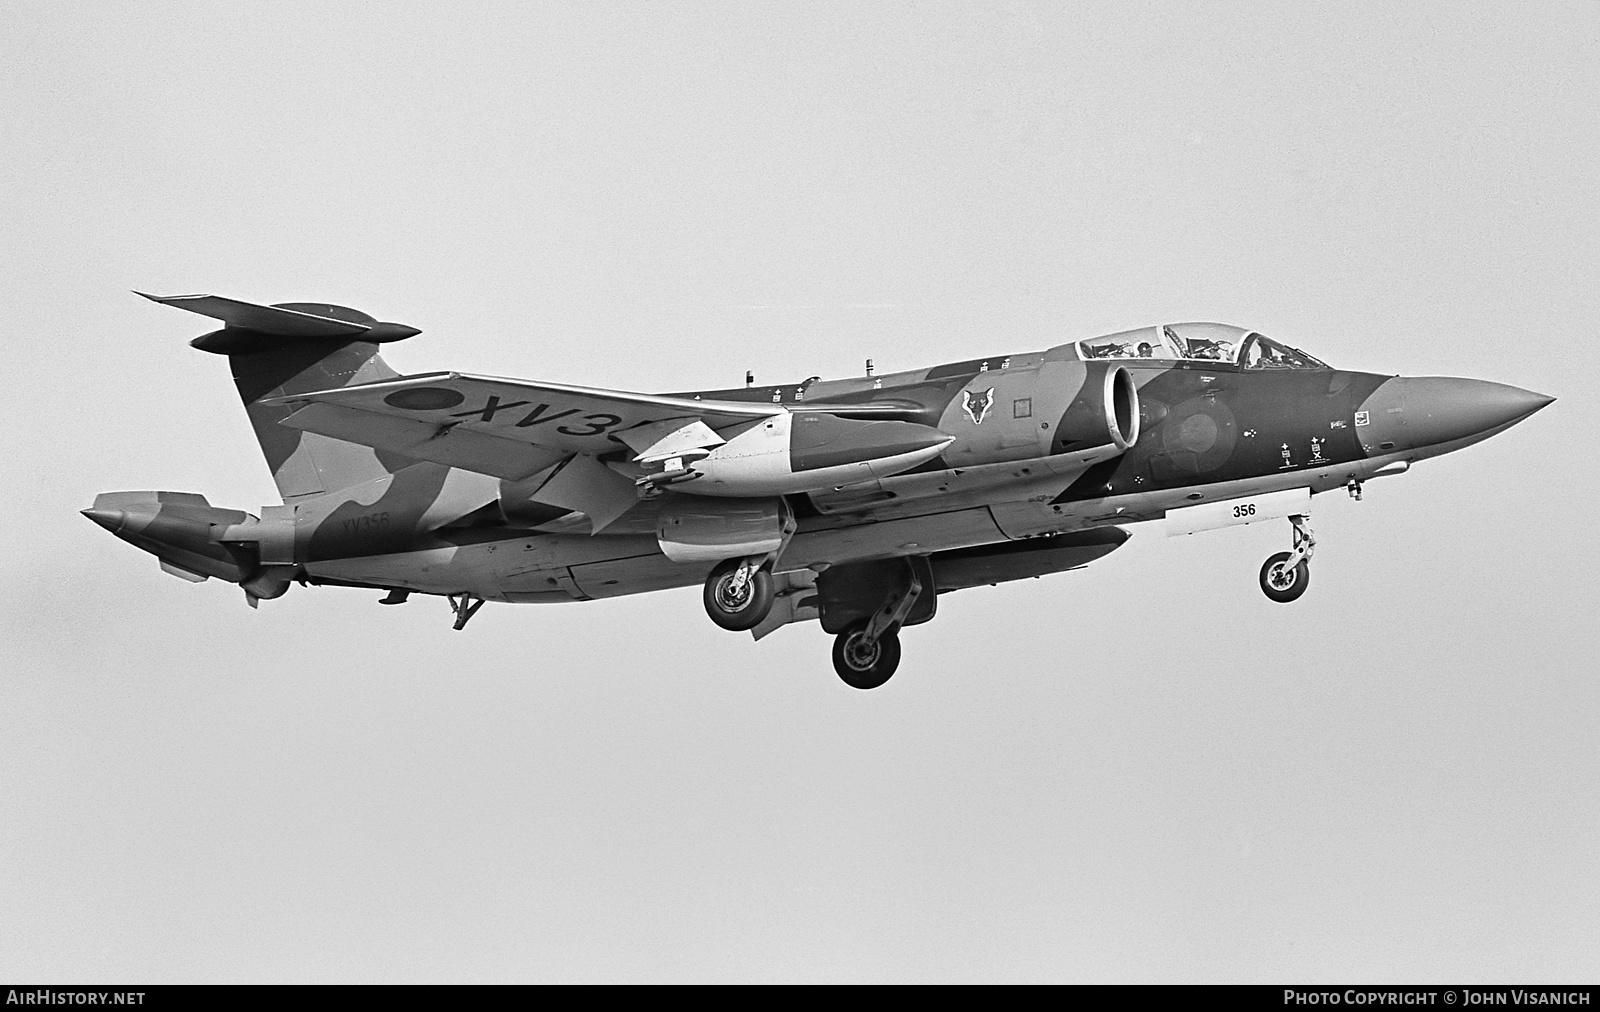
left=831, top=620, right=902, bottom=690
left=1259, top=551, right=1310, bottom=603
left=703, top=558, right=775, bottom=631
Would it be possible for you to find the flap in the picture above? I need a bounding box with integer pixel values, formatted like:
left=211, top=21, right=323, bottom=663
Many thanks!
left=526, top=454, right=640, bottom=532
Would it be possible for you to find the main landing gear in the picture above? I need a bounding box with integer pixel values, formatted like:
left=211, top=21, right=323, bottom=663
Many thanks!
left=703, top=556, right=775, bottom=631
left=831, top=561, right=923, bottom=690
left=1259, top=513, right=1315, bottom=603
left=833, top=622, right=902, bottom=690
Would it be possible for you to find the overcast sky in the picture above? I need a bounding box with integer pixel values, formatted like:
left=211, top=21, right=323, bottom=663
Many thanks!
left=3, top=2, right=1597, bottom=983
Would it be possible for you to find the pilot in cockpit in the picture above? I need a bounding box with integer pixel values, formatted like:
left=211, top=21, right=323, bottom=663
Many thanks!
left=1185, top=339, right=1232, bottom=361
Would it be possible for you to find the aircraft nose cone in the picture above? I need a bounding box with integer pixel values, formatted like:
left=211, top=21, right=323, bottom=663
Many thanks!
left=1358, top=377, right=1553, bottom=453
left=80, top=507, right=127, bottom=533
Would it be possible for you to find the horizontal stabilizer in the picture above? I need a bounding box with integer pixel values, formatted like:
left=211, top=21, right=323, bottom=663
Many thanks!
left=136, top=292, right=420, bottom=353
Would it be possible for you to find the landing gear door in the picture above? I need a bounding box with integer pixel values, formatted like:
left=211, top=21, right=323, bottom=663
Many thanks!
left=750, top=570, right=821, bottom=640
left=1164, top=487, right=1310, bottom=537
left=815, top=556, right=935, bottom=635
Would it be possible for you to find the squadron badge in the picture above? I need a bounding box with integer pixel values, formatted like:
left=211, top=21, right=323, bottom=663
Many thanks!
left=963, top=387, right=995, bottom=425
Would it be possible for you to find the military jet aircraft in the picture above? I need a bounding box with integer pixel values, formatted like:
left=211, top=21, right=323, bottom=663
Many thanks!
left=84, top=294, right=1553, bottom=688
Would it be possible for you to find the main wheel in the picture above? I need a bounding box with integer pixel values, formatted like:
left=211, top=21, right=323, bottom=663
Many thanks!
left=831, top=620, right=902, bottom=690
left=1259, top=551, right=1310, bottom=603
left=703, top=558, right=775, bottom=631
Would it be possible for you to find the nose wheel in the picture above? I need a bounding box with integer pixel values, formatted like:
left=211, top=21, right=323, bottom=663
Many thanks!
left=1259, top=552, right=1310, bottom=602
left=703, top=556, right=776, bottom=631
left=1259, top=513, right=1315, bottom=603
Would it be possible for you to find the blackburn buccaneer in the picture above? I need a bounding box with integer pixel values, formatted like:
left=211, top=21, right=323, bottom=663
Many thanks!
left=84, top=295, right=1552, bottom=688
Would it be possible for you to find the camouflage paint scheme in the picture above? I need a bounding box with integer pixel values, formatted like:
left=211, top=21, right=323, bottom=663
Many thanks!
left=84, top=299, right=1553, bottom=640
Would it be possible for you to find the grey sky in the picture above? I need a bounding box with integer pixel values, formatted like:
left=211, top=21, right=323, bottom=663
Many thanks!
left=3, top=2, right=1596, bottom=982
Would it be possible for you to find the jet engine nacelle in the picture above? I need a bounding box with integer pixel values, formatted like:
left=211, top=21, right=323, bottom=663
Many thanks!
left=1056, top=364, right=1141, bottom=452
left=667, top=412, right=954, bottom=498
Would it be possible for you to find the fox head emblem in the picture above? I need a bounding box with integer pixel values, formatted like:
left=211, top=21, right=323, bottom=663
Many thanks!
left=962, top=387, right=995, bottom=425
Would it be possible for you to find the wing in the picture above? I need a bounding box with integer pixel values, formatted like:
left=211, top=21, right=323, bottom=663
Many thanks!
left=266, top=372, right=783, bottom=481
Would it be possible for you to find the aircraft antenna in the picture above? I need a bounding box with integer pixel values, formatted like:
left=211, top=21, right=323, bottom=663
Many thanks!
left=745, top=370, right=754, bottom=388
left=865, top=358, right=874, bottom=377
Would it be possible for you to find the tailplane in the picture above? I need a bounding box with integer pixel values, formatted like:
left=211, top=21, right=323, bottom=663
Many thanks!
left=138, top=293, right=422, bottom=499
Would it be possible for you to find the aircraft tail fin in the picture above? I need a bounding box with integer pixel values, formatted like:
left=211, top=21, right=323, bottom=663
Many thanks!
left=140, top=292, right=424, bottom=501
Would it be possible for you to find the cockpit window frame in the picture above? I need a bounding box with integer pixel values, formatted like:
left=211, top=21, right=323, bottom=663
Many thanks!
left=1071, top=323, right=1330, bottom=371
left=1163, top=324, right=1241, bottom=367
left=1237, top=331, right=1331, bottom=371
left=1076, top=327, right=1185, bottom=363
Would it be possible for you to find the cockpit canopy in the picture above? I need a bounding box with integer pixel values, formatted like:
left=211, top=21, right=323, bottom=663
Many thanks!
left=1076, top=323, right=1328, bottom=370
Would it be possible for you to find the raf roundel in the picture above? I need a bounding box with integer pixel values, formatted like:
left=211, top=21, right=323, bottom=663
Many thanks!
left=383, top=387, right=466, bottom=411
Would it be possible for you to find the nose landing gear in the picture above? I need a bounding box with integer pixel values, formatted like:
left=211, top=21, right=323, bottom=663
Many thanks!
left=703, top=556, right=776, bottom=631
left=1259, top=513, right=1315, bottom=603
